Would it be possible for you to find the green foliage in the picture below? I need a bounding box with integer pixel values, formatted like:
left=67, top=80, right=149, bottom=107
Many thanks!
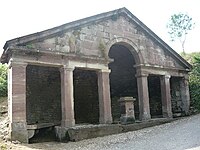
left=167, top=13, right=195, bottom=53
left=183, top=53, right=200, bottom=112
left=0, top=63, right=7, bottom=97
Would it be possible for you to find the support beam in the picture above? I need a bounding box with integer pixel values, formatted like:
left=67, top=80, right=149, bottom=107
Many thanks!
left=8, top=61, right=28, bottom=143
left=136, top=73, right=151, bottom=121
left=60, top=66, right=75, bottom=127
left=180, top=76, right=190, bottom=115
left=98, top=69, right=113, bottom=124
left=160, top=75, right=172, bottom=118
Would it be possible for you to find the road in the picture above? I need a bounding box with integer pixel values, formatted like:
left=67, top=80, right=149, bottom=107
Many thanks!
left=1, top=114, right=200, bottom=150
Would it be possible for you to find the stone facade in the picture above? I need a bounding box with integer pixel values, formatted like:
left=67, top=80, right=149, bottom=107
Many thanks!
left=0, top=7, right=191, bottom=143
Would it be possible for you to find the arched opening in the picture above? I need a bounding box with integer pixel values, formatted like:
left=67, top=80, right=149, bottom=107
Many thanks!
left=108, top=44, right=139, bottom=122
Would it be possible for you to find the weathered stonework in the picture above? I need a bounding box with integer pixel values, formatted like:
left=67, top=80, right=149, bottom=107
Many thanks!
left=0, top=7, right=191, bottom=143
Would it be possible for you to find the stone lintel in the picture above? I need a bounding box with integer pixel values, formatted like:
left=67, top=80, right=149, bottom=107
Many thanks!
left=12, top=47, right=110, bottom=65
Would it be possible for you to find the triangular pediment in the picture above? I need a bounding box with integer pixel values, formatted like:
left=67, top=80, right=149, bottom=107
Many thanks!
left=1, top=7, right=191, bottom=70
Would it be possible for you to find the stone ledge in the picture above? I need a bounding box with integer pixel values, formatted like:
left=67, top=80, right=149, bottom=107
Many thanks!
left=55, top=118, right=175, bottom=142
left=27, top=122, right=60, bottom=130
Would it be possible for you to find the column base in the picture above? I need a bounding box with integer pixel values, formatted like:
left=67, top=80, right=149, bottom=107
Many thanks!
left=55, top=126, right=69, bottom=142
left=61, top=119, right=75, bottom=127
left=99, top=117, right=113, bottom=124
left=10, top=122, right=29, bottom=143
left=163, top=112, right=173, bottom=118
left=139, top=113, right=151, bottom=122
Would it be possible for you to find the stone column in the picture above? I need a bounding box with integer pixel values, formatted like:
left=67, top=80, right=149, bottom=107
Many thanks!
left=160, top=75, right=172, bottom=118
left=98, top=69, right=113, bottom=124
left=180, top=76, right=190, bottom=115
left=60, top=66, right=75, bottom=127
left=136, top=73, right=151, bottom=121
left=8, top=61, right=28, bottom=143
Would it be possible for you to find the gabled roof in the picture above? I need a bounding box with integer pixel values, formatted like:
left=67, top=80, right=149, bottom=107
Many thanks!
left=0, top=7, right=192, bottom=69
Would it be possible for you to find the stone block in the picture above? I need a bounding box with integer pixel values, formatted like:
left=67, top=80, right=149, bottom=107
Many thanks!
left=10, top=122, right=29, bottom=143
left=67, top=124, right=122, bottom=142
left=119, top=97, right=136, bottom=125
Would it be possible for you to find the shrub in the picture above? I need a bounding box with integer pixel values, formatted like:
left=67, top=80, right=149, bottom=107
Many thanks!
left=183, top=52, right=200, bottom=112
left=0, top=63, right=7, bottom=97
left=189, top=54, right=200, bottom=112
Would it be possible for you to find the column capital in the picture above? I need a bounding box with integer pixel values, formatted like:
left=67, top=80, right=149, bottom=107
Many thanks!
left=163, top=75, right=171, bottom=79
left=60, top=66, right=74, bottom=72
left=8, top=59, right=28, bottom=68
left=98, top=69, right=111, bottom=73
left=135, top=73, right=148, bottom=78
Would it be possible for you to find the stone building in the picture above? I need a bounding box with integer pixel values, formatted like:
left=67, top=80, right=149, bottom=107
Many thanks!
left=0, top=8, right=191, bottom=143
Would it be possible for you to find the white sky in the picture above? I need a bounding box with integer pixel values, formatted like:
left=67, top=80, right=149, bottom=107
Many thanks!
left=0, top=0, right=199, bottom=56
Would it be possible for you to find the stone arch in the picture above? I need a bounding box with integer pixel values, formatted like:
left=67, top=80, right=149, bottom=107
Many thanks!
left=107, top=38, right=141, bottom=121
left=106, top=37, right=144, bottom=65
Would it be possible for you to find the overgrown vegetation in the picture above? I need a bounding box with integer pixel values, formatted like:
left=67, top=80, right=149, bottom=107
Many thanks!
left=182, top=52, right=200, bottom=112
left=0, top=63, right=7, bottom=97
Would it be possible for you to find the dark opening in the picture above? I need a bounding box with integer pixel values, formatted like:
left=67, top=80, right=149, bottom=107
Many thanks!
left=26, top=65, right=61, bottom=125
left=29, top=127, right=56, bottom=143
left=148, top=75, right=162, bottom=118
left=73, top=68, right=99, bottom=124
left=108, top=44, right=138, bottom=122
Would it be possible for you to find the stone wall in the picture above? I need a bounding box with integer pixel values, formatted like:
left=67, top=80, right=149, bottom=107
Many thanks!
left=170, top=77, right=182, bottom=113
left=148, top=75, right=162, bottom=117
left=26, top=65, right=61, bottom=124
left=73, top=69, right=99, bottom=124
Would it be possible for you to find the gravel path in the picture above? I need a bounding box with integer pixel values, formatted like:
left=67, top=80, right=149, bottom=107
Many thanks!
left=1, top=114, right=200, bottom=150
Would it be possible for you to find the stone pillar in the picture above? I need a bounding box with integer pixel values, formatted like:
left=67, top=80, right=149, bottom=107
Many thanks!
left=160, top=75, right=172, bottom=118
left=136, top=73, right=151, bottom=121
left=60, top=66, right=75, bottom=127
left=8, top=61, right=28, bottom=143
left=98, top=69, right=113, bottom=124
left=180, top=76, right=190, bottom=115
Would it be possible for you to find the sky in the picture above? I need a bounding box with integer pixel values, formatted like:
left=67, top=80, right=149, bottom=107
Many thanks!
left=0, top=0, right=199, bottom=57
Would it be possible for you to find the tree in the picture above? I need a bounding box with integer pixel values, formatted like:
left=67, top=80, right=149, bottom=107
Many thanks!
left=0, top=63, right=7, bottom=97
left=167, top=13, right=195, bottom=54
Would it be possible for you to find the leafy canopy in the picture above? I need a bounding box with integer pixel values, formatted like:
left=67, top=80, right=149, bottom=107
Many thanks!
left=167, top=13, right=195, bottom=53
